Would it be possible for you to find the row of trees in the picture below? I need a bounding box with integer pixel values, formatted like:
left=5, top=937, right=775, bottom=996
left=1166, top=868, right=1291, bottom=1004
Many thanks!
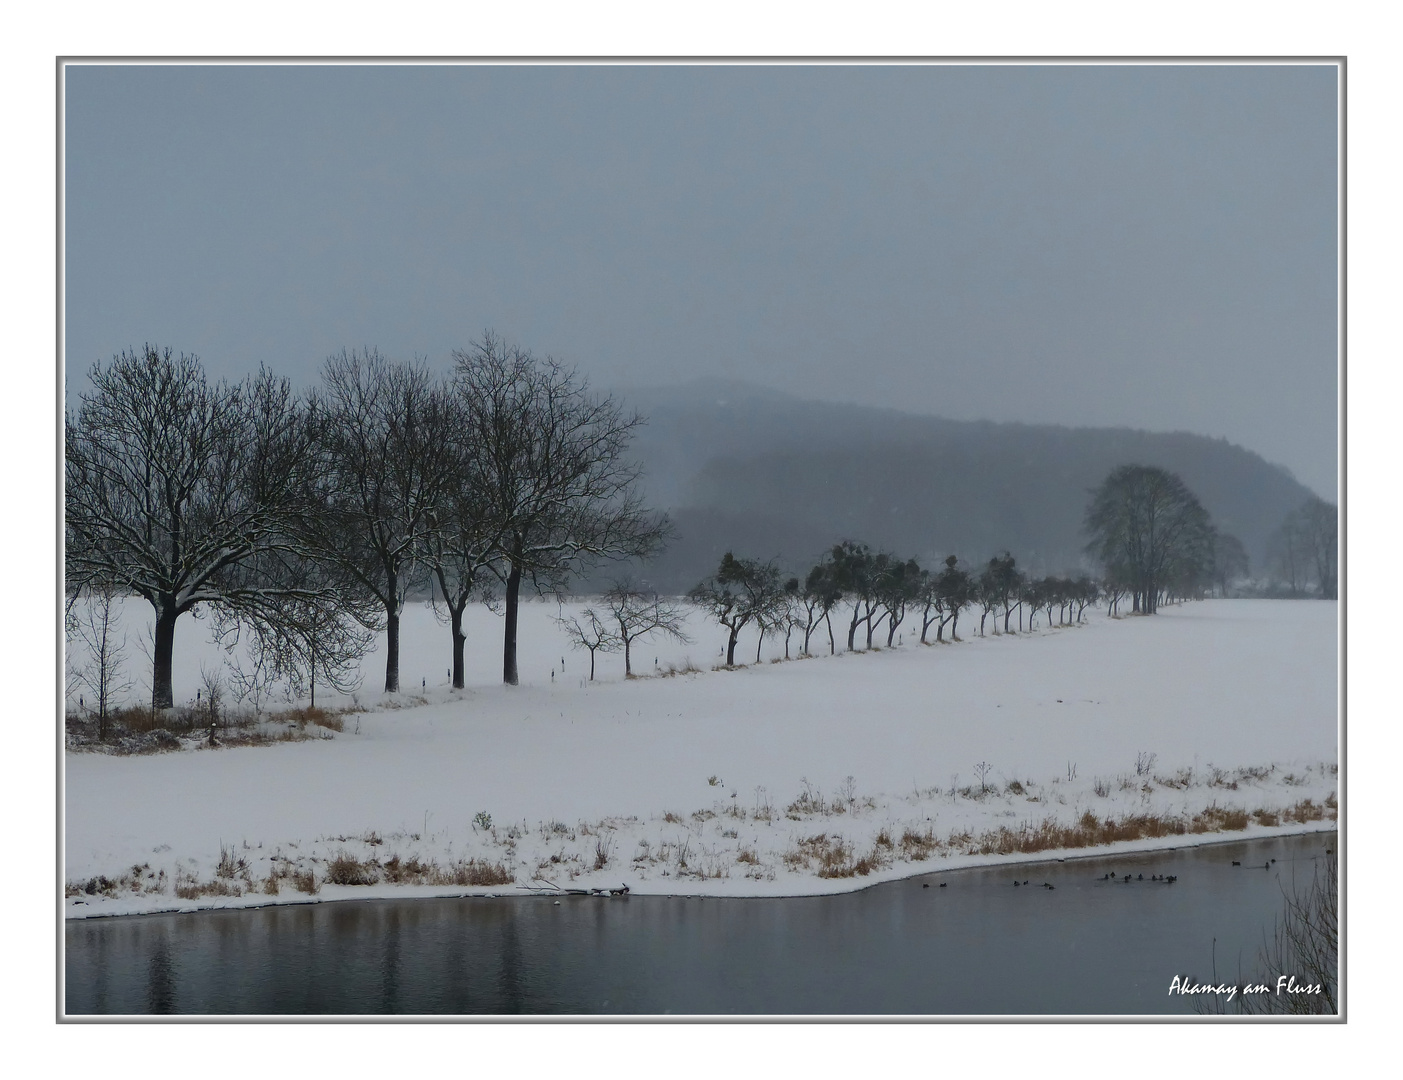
left=684, top=546, right=1103, bottom=668
left=681, top=464, right=1256, bottom=666
left=65, top=336, right=668, bottom=710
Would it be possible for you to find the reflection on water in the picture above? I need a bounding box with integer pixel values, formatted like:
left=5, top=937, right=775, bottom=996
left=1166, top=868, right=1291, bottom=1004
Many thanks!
left=66, top=832, right=1334, bottom=1016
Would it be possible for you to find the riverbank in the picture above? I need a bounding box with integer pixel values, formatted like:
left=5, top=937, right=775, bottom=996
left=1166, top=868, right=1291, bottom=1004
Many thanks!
left=64, top=599, right=1339, bottom=919
left=66, top=833, right=1336, bottom=1016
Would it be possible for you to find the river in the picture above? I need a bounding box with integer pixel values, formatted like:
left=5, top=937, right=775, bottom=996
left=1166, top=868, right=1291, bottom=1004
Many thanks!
left=65, top=832, right=1334, bottom=1016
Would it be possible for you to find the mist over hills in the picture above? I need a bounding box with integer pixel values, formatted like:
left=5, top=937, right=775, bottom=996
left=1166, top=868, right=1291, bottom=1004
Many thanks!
left=595, top=380, right=1315, bottom=594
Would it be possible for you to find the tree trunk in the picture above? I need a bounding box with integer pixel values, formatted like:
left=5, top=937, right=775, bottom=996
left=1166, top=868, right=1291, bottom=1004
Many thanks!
left=726, top=627, right=739, bottom=667
left=624, top=637, right=633, bottom=677
left=847, top=607, right=860, bottom=651
left=385, top=607, right=401, bottom=693
left=503, top=560, right=522, bottom=685
left=151, top=603, right=178, bottom=711
left=756, top=631, right=763, bottom=664
left=589, top=648, right=596, bottom=681
left=451, top=603, right=467, bottom=689
left=825, top=612, right=835, bottom=655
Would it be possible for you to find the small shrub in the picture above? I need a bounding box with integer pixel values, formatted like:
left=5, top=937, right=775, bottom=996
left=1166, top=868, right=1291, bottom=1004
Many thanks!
left=291, top=868, right=318, bottom=894
left=216, top=844, right=247, bottom=879
left=446, top=859, right=514, bottom=886
left=473, top=810, right=493, bottom=831
left=593, top=833, right=614, bottom=871
left=900, top=827, right=939, bottom=861
left=786, top=778, right=827, bottom=816
left=325, top=852, right=380, bottom=886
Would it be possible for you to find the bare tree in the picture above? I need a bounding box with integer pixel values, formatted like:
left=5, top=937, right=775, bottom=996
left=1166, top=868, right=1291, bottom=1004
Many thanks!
left=602, top=582, right=690, bottom=677
left=1084, top=465, right=1214, bottom=614
left=452, top=332, right=668, bottom=686
left=1211, top=532, right=1250, bottom=598
left=873, top=555, right=921, bottom=647
left=556, top=607, right=620, bottom=681
left=798, top=558, right=843, bottom=656
left=69, top=582, right=133, bottom=738
left=829, top=541, right=879, bottom=651
left=66, top=346, right=319, bottom=709
left=306, top=350, right=458, bottom=693
left=1269, top=498, right=1337, bottom=599
left=212, top=590, right=372, bottom=709
left=935, top=556, right=973, bottom=641
left=981, top=552, right=1024, bottom=633
left=688, top=552, right=785, bottom=667
left=1197, top=854, right=1337, bottom=1015
left=422, top=414, right=506, bottom=690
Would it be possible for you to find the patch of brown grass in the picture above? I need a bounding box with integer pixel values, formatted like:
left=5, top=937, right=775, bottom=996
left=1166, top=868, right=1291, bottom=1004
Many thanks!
left=441, top=858, right=515, bottom=887
left=175, top=876, right=242, bottom=900
left=1282, top=799, right=1329, bottom=824
left=291, top=868, right=318, bottom=894
left=900, top=827, right=939, bottom=860
left=325, top=852, right=380, bottom=886
left=277, top=706, right=344, bottom=732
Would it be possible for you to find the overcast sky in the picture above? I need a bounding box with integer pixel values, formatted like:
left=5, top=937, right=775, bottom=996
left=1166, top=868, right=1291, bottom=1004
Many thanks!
left=63, top=63, right=1339, bottom=497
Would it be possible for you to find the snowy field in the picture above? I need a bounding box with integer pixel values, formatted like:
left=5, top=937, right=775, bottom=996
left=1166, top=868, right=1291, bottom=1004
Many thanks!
left=63, top=598, right=1338, bottom=917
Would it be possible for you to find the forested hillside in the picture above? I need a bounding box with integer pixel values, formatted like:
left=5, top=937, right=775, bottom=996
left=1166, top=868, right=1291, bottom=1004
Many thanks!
left=611, top=381, right=1315, bottom=593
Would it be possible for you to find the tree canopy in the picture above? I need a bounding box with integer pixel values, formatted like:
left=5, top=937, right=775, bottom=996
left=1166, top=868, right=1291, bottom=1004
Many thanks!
left=1083, top=465, right=1214, bottom=614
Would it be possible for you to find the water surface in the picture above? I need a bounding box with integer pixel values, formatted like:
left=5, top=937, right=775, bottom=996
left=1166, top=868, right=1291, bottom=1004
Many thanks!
left=65, top=832, right=1334, bottom=1016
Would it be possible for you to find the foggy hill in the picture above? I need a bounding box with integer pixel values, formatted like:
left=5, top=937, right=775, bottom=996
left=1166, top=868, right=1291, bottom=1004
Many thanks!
left=598, top=380, right=1316, bottom=594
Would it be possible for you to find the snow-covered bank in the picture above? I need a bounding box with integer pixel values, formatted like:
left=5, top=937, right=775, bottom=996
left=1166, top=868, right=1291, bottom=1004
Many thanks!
left=64, top=599, right=1338, bottom=917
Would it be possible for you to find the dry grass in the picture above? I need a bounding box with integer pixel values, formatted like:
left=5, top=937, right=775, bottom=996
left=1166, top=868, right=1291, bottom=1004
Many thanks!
left=291, top=868, right=318, bottom=894
left=780, top=833, right=889, bottom=878
left=66, top=863, right=166, bottom=899
left=279, top=706, right=344, bottom=732
left=325, top=852, right=380, bottom=886
left=175, top=876, right=243, bottom=899
left=901, top=827, right=940, bottom=860
left=66, top=701, right=356, bottom=754
left=374, top=854, right=513, bottom=887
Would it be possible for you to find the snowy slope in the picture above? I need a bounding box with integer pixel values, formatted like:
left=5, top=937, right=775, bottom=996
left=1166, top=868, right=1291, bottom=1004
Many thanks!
left=63, top=599, right=1338, bottom=917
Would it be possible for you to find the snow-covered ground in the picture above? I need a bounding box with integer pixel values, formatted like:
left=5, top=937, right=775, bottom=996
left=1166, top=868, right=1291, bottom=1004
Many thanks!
left=63, top=598, right=1338, bottom=917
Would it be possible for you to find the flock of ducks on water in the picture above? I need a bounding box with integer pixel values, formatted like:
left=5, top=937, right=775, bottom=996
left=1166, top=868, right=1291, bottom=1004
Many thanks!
left=914, top=851, right=1326, bottom=891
